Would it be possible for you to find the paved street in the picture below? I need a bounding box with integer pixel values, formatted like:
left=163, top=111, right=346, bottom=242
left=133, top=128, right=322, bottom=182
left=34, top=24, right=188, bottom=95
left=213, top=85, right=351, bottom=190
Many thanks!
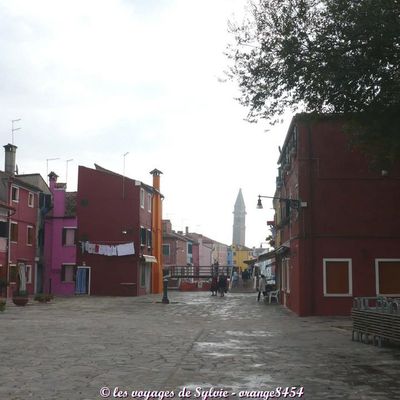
left=1, top=291, right=399, bottom=400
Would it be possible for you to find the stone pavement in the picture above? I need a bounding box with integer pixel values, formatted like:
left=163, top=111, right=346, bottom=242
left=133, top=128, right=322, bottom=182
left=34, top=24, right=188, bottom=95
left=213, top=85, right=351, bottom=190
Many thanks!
left=1, top=291, right=399, bottom=400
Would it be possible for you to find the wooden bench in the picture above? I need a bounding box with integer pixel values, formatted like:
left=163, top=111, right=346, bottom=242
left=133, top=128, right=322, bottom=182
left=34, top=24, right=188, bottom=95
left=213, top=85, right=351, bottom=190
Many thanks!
left=352, top=297, right=400, bottom=347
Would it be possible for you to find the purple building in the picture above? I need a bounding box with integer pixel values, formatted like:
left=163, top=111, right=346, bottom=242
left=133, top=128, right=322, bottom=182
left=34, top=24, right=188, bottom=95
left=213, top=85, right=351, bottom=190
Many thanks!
left=43, top=172, right=77, bottom=295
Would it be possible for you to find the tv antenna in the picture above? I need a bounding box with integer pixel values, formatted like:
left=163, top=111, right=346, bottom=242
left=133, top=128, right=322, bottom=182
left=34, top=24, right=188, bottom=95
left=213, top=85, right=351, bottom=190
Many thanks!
left=11, top=119, right=21, bottom=145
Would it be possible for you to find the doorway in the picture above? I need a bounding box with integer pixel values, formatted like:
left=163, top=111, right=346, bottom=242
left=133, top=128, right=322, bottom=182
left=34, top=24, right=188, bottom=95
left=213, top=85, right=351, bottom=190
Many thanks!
left=76, top=266, right=91, bottom=295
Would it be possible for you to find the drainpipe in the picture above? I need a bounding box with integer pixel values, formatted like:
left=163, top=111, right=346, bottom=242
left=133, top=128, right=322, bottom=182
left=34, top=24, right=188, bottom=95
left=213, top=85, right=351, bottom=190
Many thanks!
left=150, top=169, right=163, bottom=294
left=307, top=123, right=315, bottom=316
left=6, top=180, right=16, bottom=299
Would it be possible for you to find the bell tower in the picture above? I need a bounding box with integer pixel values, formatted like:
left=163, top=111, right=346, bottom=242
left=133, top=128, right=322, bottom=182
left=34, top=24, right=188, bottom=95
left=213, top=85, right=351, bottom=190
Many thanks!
left=232, top=188, right=246, bottom=246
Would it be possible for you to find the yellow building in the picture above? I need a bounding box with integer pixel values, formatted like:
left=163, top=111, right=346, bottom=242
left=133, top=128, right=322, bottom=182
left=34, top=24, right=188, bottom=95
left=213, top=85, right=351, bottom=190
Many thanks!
left=231, top=244, right=254, bottom=272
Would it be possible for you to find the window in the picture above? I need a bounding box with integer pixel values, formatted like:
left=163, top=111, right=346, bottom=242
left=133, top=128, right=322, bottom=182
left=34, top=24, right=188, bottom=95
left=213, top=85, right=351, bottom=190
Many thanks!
left=140, top=227, right=146, bottom=247
left=146, top=229, right=152, bottom=249
left=140, top=188, right=145, bottom=209
left=0, top=220, right=7, bottom=238
left=11, top=186, right=19, bottom=202
left=27, top=226, right=34, bottom=246
left=10, top=222, right=18, bottom=242
left=26, top=265, right=32, bottom=284
left=28, top=192, right=34, bottom=207
left=375, top=259, right=400, bottom=296
left=323, top=258, right=352, bottom=297
left=61, top=264, right=76, bottom=283
left=162, top=244, right=170, bottom=256
left=147, top=193, right=152, bottom=212
left=62, top=228, right=76, bottom=246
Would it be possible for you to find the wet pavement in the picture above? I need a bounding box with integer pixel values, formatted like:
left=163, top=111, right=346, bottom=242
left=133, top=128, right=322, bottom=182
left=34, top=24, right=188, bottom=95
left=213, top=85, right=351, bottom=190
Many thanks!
left=1, top=291, right=400, bottom=400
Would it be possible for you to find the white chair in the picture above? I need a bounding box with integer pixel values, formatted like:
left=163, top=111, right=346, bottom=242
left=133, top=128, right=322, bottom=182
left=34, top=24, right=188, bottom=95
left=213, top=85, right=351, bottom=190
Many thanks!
left=268, top=290, right=280, bottom=304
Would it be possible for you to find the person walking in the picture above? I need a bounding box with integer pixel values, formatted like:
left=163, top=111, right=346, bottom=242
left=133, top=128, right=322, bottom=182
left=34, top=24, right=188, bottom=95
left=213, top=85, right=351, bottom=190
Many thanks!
left=232, top=270, right=239, bottom=289
left=218, top=273, right=228, bottom=297
left=210, top=262, right=219, bottom=296
left=257, top=274, right=266, bottom=302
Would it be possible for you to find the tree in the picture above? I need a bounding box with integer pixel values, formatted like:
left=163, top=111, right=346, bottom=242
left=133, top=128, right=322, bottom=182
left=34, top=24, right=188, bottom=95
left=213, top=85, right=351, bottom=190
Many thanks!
left=226, top=0, right=400, bottom=168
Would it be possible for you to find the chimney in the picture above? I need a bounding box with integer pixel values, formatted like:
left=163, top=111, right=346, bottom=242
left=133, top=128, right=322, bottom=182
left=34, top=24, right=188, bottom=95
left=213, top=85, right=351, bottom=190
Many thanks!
left=150, top=168, right=163, bottom=191
left=185, top=226, right=189, bottom=235
left=48, top=171, right=59, bottom=190
left=4, top=144, right=17, bottom=176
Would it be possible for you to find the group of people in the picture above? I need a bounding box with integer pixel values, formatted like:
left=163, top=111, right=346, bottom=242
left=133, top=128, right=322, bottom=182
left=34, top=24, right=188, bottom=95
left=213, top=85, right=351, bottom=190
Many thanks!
left=208, top=264, right=275, bottom=301
left=210, top=262, right=228, bottom=297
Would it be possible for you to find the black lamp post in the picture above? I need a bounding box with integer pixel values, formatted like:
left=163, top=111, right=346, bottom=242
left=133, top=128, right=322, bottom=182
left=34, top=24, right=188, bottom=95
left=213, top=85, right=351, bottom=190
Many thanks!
left=257, top=195, right=301, bottom=210
left=161, top=268, right=170, bottom=304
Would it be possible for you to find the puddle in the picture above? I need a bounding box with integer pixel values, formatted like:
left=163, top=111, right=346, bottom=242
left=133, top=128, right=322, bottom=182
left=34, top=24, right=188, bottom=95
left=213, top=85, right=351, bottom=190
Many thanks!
left=195, top=342, right=248, bottom=351
left=225, top=330, right=274, bottom=338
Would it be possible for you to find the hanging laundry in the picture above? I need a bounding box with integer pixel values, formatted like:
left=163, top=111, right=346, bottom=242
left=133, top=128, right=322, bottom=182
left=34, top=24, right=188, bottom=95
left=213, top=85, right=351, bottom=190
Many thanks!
left=81, top=241, right=135, bottom=256
left=116, top=242, right=135, bottom=256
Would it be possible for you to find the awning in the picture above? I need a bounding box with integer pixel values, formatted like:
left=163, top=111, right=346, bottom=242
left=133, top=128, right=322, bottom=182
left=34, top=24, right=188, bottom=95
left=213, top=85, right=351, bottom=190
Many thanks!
left=143, top=255, right=157, bottom=263
left=276, top=245, right=290, bottom=255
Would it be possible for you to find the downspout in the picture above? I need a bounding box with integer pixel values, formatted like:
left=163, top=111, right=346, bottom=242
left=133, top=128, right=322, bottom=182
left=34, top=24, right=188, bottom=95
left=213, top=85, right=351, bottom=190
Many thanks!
left=150, top=169, right=163, bottom=294
left=307, top=123, right=315, bottom=316
left=6, top=179, right=16, bottom=299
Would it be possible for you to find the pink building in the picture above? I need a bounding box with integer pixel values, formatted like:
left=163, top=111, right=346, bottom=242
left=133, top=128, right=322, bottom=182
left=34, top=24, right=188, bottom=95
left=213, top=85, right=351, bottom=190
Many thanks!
left=43, top=172, right=77, bottom=295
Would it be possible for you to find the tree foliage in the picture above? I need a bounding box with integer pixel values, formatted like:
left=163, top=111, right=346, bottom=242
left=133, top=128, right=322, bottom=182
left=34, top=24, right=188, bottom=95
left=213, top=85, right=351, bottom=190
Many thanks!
left=227, top=0, right=400, bottom=167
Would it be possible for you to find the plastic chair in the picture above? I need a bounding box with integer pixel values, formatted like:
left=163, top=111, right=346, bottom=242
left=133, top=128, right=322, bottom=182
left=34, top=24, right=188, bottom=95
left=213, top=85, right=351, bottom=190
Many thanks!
left=268, top=290, right=280, bottom=304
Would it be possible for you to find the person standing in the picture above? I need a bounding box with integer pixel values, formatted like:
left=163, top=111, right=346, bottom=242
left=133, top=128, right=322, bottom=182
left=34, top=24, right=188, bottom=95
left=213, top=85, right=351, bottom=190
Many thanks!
left=232, top=270, right=239, bottom=288
left=257, top=274, right=266, bottom=302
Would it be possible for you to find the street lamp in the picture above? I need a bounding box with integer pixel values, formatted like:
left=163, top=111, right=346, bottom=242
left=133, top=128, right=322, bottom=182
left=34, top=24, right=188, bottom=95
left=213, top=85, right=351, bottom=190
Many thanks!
left=257, top=195, right=301, bottom=210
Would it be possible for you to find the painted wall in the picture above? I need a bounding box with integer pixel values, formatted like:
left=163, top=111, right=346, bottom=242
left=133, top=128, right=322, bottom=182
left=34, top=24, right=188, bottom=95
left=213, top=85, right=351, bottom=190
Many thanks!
left=276, top=116, right=400, bottom=316
left=8, top=182, right=38, bottom=295
left=43, top=174, right=77, bottom=296
left=76, top=166, right=153, bottom=296
left=232, top=245, right=253, bottom=271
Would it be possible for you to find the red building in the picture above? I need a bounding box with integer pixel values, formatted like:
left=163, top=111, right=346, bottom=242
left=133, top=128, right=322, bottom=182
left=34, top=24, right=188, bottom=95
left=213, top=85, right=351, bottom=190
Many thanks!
left=76, top=165, right=160, bottom=296
left=0, top=144, right=51, bottom=298
left=272, top=114, right=400, bottom=316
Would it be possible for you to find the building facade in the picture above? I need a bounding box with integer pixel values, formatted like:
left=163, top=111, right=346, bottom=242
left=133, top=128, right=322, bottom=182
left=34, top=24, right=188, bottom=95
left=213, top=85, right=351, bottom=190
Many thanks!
left=76, top=165, right=160, bottom=296
left=162, top=220, right=192, bottom=267
left=273, top=114, right=400, bottom=316
left=0, top=144, right=50, bottom=297
left=43, top=172, right=77, bottom=296
left=230, top=244, right=254, bottom=272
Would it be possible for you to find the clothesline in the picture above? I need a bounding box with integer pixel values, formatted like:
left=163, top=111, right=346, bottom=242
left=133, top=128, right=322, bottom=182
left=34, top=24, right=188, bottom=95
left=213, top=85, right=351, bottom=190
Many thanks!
left=80, top=241, right=135, bottom=256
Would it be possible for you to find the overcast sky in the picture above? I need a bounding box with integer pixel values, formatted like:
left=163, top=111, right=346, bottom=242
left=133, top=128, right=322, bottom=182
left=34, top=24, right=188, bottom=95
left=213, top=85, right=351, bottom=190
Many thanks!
left=0, top=0, right=291, bottom=248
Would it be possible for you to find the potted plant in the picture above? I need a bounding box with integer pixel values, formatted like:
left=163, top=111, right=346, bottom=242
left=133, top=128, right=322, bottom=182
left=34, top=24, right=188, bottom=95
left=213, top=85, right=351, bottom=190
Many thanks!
left=34, top=293, right=54, bottom=303
left=0, top=299, right=6, bottom=312
left=12, top=290, right=29, bottom=306
left=0, top=278, right=9, bottom=298
left=44, top=294, right=54, bottom=302
left=34, top=294, right=46, bottom=303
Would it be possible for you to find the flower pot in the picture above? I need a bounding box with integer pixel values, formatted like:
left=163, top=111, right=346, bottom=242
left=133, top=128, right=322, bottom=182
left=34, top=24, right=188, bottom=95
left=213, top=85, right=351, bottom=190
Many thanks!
left=12, top=297, right=29, bottom=306
left=0, top=301, right=6, bottom=312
